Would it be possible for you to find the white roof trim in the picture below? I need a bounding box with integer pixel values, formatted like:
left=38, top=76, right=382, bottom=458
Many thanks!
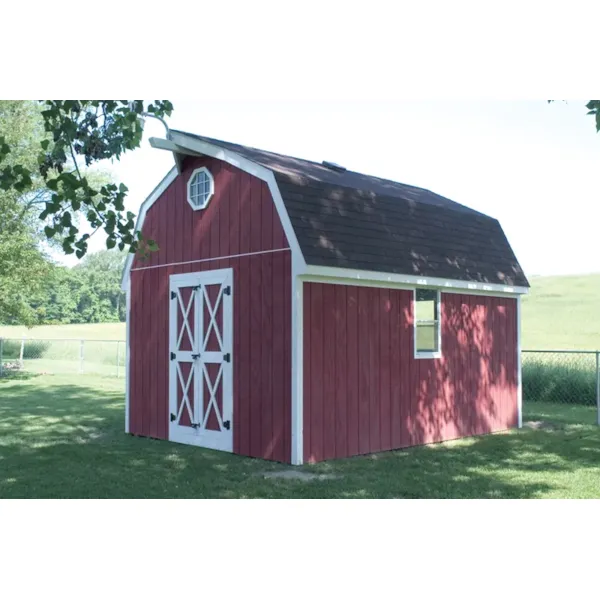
left=122, top=132, right=528, bottom=298
left=120, top=166, right=178, bottom=290
left=167, top=131, right=306, bottom=273
left=120, top=133, right=307, bottom=289
left=301, top=265, right=529, bottom=296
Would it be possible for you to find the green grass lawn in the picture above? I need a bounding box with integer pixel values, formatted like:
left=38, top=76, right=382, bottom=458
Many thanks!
left=1, top=373, right=600, bottom=498
left=0, top=322, right=125, bottom=340
left=522, top=273, right=600, bottom=350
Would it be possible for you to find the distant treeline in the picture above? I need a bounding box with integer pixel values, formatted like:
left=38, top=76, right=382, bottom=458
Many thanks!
left=1, top=249, right=126, bottom=326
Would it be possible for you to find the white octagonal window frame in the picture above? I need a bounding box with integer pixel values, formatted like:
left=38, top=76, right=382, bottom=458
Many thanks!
left=187, top=167, right=214, bottom=211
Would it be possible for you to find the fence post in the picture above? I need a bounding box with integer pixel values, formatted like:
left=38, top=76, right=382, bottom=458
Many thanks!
left=79, top=339, right=85, bottom=374
left=0, top=337, right=3, bottom=377
left=19, top=335, right=25, bottom=368
left=596, top=352, right=600, bottom=426
left=116, top=341, right=121, bottom=378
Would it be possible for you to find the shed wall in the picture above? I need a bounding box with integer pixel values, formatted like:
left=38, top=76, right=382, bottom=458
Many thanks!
left=303, top=283, right=518, bottom=463
left=129, top=156, right=292, bottom=462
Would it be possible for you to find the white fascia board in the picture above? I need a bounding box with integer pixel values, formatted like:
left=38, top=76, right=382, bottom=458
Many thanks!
left=149, top=137, right=201, bottom=173
left=301, top=265, right=529, bottom=296
left=120, top=166, right=178, bottom=290
left=166, top=131, right=306, bottom=273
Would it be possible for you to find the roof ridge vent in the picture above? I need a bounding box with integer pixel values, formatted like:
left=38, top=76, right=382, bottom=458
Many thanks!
left=322, top=160, right=347, bottom=173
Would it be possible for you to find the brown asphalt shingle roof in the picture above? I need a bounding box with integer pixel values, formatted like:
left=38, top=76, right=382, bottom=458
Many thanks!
left=173, top=130, right=529, bottom=288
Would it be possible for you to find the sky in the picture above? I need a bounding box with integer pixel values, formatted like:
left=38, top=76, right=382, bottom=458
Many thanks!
left=57, top=100, right=600, bottom=277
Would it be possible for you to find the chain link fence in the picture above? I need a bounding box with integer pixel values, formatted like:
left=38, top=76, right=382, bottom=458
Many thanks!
left=522, top=349, right=600, bottom=426
left=0, top=337, right=125, bottom=379
left=2, top=339, right=599, bottom=422
left=522, top=350, right=600, bottom=405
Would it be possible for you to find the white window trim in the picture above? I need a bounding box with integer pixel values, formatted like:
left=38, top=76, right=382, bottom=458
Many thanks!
left=186, top=166, right=214, bottom=211
left=414, top=288, right=442, bottom=360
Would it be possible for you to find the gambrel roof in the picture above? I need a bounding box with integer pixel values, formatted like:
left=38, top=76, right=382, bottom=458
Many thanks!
left=171, top=130, right=529, bottom=289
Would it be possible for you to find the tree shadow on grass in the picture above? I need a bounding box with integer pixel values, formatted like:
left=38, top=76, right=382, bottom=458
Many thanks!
left=1, top=378, right=600, bottom=498
left=0, top=371, right=39, bottom=383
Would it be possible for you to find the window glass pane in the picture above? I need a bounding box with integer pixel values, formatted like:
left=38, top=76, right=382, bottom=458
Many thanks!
left=188, top=170, right=213, bottom=210
left=415, top=288, right=437, bottom=321
left=416, top=323, right=438, bottom=352
left=415, top=289, right=440, bottom=353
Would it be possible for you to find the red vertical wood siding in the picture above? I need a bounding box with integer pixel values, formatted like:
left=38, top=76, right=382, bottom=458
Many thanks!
left=303, top=284, right=518, bottom=463
left=129, top=156, right=291, bottom=463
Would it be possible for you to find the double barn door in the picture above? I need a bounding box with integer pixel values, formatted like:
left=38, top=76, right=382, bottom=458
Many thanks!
left=168, top=268, right=233, bottom=451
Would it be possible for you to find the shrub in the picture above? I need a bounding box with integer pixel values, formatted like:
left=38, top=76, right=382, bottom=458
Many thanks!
left=522, top=355, right=596, bottom=406
left=1, top=339, right=50, bottom=360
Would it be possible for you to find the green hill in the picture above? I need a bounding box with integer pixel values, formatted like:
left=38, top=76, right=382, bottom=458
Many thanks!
left=522, top=273, right=600, bottom=350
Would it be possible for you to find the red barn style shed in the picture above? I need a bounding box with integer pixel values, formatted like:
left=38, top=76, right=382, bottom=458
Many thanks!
left=121, top=129, right=529, bottom=465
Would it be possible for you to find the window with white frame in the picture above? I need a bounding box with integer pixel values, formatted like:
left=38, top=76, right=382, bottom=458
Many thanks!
left=187, top=167, right=214, bottom=210
left=414, top=288, right=441, bottom=357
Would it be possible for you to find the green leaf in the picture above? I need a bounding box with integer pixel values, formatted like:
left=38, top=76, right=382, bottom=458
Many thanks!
left=40, top=139, right=50, bottom=151
left=44, top=226, right=55, bottom=238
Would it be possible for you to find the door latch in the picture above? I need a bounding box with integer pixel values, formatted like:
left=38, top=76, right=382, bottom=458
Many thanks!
left=170, top=413, right=176, bottom=422
left=170, top=352, right=176, bottom=360
left=223, top=353, right=231, bottom=363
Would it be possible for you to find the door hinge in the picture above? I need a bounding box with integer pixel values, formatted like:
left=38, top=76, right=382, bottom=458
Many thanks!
left=223, top=352, right=231, bottom=363
left=223, top=420, right=231, bottom=430
left=192, top=353, right=201, bottom=360
left=170, top=352, right=176, bottom=360
left=170, top=291, right=176, bottom=300
left=170, top=413, right=176, bottom=422
left=193, top=284, right=201, bottom=291
left=223, top=285, right=231, bottom=296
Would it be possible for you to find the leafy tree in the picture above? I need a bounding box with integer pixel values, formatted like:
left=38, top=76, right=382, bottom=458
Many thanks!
left=29, top=266, right=82, bottom=325
left=584, top=101, right=600, bottom=132
left=0, top=227, right=50, bottom=326
left=74, top=249, right=127, bottom=321
left=0, top=101, right=116, bottom=326
left=549, top=100, right=600, bottom=132
left=0, top=102, right=52, bottom=325
left=0, top=100, right=173, bottom=258
left=23, top=250, right=127, bottom=325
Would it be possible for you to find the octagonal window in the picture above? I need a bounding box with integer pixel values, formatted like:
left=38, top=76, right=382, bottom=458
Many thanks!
left=187, top=167, right=214, bottom=210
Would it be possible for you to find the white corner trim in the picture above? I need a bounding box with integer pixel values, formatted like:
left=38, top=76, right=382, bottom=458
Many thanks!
left=302, top=265, right=529, bottom=296
left=124, top=281, right=131, bottom=434
left=120, top=166, right=178, bottom=291
left=517, top=295, right=522, bottom=428
left=186, top=166, right=214, bottom=211
left=291, top=269, right=304, bottom=465
left=413, top=288, right=442, bottom=360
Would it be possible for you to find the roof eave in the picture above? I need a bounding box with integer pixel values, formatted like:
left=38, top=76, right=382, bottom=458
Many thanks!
left=301, top=263, right=529, bottom=296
